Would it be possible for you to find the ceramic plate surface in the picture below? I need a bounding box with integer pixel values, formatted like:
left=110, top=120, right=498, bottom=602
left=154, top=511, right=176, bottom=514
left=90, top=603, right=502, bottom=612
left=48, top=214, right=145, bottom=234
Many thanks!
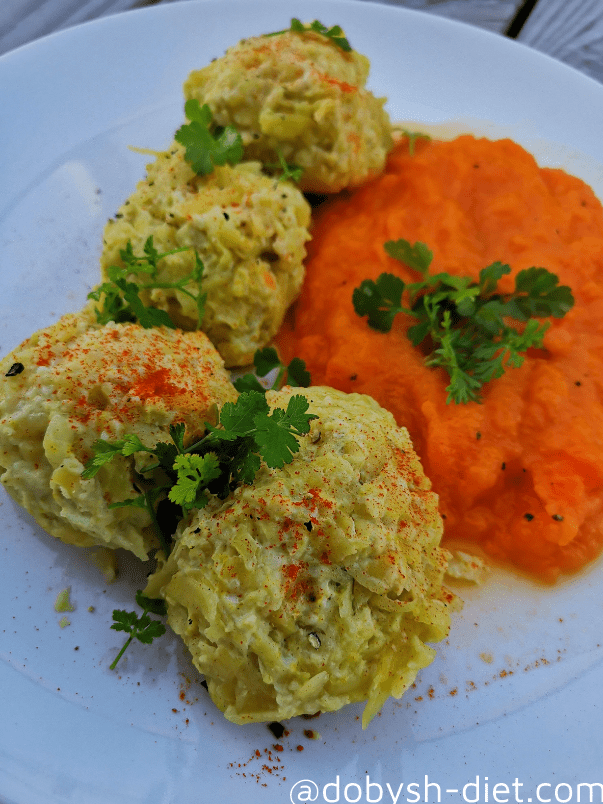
left=1, top=2, right=603, bottom=802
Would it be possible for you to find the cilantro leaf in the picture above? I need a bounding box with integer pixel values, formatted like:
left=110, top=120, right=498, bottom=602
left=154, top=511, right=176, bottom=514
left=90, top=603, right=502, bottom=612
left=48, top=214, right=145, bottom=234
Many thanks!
left=91, top=391, right=317, bottom=669
left=286, top=357, right=311, bottom=388
left=232, top=373, right=266, bottom=394
left=215, top=392, right=270, bottom=437
left=383, top=239, right=433, bottom=274
left=81, top=440, right=125, bottom=479
left=268, top=18, right=352, bottom=51
left=168, top=453, right=221, bottom=510
left=252, top=394, right=315, bottom=468
left=109, top=590, right=167, bottom=670
left=478, top=261, right=511, bottom=295
left=253, top=413, right=302, bottom=468
left=253, top=346, right=282, bottom=377
left=234, top=348, right=312, bottom=393
left=169, top=422, right=187, bottom=454
left=87, top=391, right=316, bottom=578
left=175, top=100, right=243, bottom=176
left=136, top=590, right=168, bottom=616
left=120, top=282, right=176, bottom=329
left=508, top=267, right=575, bottom=319
left=353, top=238, right=574, bottom=404
left=111, top=610, right=139, bottom=634
left=352, top=273, right=407, bottom=332
left=264, top=149, right=304, bottom=183
left=89, top=237, right=206, bottom=330
left=81, top=435, right=153, bottom=479
left=399, top=129, right=431, bottom=156
left=192, top=253, right=208, bottom=323
left=153, top=441, right=180, bottom=473
left=107, top=495, right=147, bottom=510
left=231, top=449, right=262, bottom=487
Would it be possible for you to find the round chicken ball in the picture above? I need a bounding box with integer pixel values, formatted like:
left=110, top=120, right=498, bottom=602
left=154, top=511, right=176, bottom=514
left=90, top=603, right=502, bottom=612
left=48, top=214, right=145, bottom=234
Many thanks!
left=145, top=386, right=455, bottom=726
left=0, top=312, right=237, bottom=559
left=99, top=148, right=311, bottom=367
left=183, top=27, right=394, bottom=193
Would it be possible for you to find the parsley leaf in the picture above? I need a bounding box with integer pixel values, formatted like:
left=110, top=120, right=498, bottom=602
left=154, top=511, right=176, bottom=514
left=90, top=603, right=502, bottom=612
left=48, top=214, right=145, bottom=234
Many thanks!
left=168, top=453, right=221, bottom=510
left=232, top=374, right=266, bottom=394
left=234, top=347, right=311, bottom=393
left=399, top=129, right=431, bottom=156
left=89, top=236, right=207, bottom=330
left=353, top=238, right=574, bottom=404
left=352, top=273, right=406, bottom=333
left=286, top=357, right=312, bottom=388
left=81, top=435, right=153, bottom=479
left=83, top=392, right=317, bottom=555
left=109, top=590, right=167, bottom=670
left=212, top=391, right=270, bottom=438
left=263, top=149, right=304, bottom=183
left=120, top=281, right=176, bottom=329
left=268, top=18, right=352, bottom=51
left=175, top=100, right=243, bottom=176
left=87, top=392, right=317, bottom=668
left=277, top=154, right=304, bottom=183
left=168, top=422, right=186, bottom=454
left=253, top=394, right=315, bottom=468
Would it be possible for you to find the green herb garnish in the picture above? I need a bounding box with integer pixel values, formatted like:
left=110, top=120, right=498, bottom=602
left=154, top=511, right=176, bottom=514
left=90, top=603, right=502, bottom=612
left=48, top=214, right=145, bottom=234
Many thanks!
left=234, top=347, right=311, bottom=393
left=266, top=149, right=304, bottom=184
left=267, top=18, right=352, bottom=51
left=88, top=236, right=206, bottom=330
left=399, top=129, right=431, bottom=156
left=175, top=99, right=243, bottom=176
left=101, top=392, right=315, bottom=668
left=109, top=590, right=167, bottom=670
left=83, top=391, right=316, bottom=550
left=353, top=238, right=574, bottom=404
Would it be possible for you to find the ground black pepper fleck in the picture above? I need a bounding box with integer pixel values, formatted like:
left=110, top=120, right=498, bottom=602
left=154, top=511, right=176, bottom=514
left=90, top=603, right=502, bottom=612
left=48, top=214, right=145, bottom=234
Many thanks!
left=268, top=721, right=285, bottom=739
left=5, top=362, right=24, bottom=377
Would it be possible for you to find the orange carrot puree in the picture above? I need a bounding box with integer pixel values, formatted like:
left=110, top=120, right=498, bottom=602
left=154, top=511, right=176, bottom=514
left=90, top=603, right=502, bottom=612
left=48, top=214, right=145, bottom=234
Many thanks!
left=277, top=135, right=603, bottom=582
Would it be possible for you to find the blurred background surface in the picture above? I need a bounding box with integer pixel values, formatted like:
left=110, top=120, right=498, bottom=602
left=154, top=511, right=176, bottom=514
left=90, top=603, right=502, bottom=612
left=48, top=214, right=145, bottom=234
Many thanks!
left=1, top=0, right=603, bottom=84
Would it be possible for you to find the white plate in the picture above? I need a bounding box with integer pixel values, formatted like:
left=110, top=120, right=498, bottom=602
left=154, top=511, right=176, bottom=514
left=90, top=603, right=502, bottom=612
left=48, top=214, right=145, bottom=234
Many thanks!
left=1, top=2, right=603, bottom=802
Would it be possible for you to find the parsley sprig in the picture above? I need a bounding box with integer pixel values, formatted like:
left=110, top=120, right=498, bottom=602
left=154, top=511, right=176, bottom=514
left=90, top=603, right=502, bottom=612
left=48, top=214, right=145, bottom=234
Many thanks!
left=268, top=18, right=352, bottom=51
left=234, top=347, right=311, bottom=393
left=89, top=236, right=206, bottom=329
left=399, top=129, right=431, bottom=156
left=83, top=391, right=316, bottom=552
left=265, top=149, right=304, bottom=184
left=109, top=590, right=167, bottom=670
left=103, top=391, right=315, bottom=669
left=353, top=238, right=574, bottom=404
left=175, top=100, right=243, bottom=176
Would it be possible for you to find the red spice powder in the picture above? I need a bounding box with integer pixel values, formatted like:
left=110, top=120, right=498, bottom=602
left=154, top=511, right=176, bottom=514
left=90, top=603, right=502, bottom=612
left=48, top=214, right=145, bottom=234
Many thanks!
left=277, top=134, right=603, bottom=581
left=281, top=561, right=310, bottom=600
left=129, top=366, right=182, bottom=400
left=316, top=72, right=357, bottom=93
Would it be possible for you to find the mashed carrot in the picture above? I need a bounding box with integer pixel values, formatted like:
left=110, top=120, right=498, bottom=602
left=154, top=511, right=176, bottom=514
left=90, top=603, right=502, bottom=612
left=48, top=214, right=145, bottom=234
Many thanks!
left=277, top=135, right=603, bottom=582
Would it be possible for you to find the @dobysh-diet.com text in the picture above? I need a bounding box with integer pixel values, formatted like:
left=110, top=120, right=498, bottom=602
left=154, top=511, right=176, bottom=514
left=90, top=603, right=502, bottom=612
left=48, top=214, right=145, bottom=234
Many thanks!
left=288, top=775, right=603, bottom=804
